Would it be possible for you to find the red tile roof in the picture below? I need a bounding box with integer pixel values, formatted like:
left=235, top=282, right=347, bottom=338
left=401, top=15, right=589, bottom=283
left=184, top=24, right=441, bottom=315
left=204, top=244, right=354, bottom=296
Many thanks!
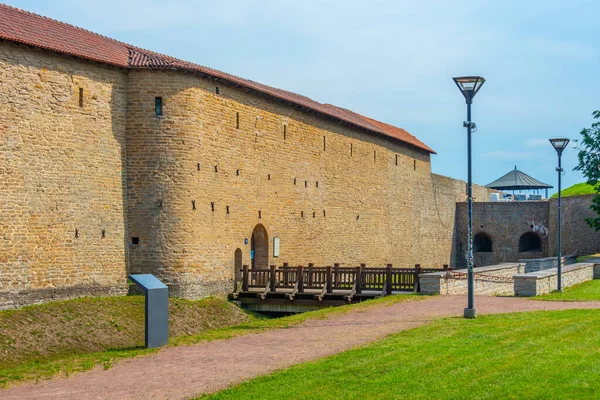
left=0, top=4, right=435, bottom=154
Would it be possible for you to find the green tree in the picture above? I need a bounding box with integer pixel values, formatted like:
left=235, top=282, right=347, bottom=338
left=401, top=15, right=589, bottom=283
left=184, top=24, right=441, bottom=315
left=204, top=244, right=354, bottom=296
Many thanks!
left=575, top=110, right=600, bottom=231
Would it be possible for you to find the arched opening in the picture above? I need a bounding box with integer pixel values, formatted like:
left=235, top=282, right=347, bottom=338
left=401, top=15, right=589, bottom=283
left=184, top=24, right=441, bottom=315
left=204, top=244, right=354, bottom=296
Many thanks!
left=234, top=248, right=242, bottom=289
left=519, top=232, right=542, bottom=252
left=251, top=224, right=268, bottom=269
left=474, top=233, right=493, bottom=253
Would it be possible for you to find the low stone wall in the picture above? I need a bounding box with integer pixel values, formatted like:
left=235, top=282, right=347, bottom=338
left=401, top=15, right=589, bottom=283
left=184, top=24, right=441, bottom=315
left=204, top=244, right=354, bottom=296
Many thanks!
left=420, top=263, right=524, bottom=296
left=0, top=285, right=128, bottom=311
left=520, top=257, right=557, bottom=273
left=513, top=263, right=594, bottom=297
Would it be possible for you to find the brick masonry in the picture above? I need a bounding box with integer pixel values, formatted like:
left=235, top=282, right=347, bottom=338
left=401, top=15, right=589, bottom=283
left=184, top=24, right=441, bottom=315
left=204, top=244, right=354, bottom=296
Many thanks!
left=1, top=41, right=496, bottom=306
left=453, top=196, right=600, bottom=269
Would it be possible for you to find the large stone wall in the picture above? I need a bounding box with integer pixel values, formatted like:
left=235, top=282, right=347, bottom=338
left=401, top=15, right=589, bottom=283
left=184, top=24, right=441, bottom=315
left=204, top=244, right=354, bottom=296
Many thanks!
left=453, top=201, right=549, bottom=268
left=548, top=194, right=600, bottom=257
left=0, top=41, right=129, bottom=307
left=125, top=70, right=494, bottom=298
left=0, top=41, right=496, bottom=305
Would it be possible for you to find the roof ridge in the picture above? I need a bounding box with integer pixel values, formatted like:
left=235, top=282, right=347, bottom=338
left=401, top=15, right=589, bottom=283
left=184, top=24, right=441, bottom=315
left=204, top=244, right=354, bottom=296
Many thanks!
left=0, top=4, right=133, bottom=51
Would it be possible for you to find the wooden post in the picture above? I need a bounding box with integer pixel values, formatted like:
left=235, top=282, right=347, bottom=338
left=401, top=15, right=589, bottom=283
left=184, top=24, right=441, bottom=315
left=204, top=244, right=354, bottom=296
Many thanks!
left=334, top=263, right=340, bottom=288
left=443, top=264, right=449, bottom=271
left=355, top=265, right=362, bottom=295
left=386, top=264, right=393, bottom=295
left=242, top=265, right=249, bottom=292
left=326, top=266, right=333, bottom=293
left=283, top=263, right=289, bottom=286
left=269, top=265, right=277, bottom=292
left=308, top=263, right=314, bottom=286
left=297, top=265, right=304, bottom=293
left=414, top=264, right=422, bottom=293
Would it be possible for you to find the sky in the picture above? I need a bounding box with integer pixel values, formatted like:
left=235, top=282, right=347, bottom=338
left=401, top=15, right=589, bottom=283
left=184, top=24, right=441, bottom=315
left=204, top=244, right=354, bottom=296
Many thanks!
left=4, top=0, right=599, bottom=193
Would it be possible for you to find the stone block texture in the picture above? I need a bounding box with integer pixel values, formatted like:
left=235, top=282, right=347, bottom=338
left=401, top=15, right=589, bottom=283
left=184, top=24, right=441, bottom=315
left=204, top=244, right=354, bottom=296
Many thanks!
left=0, top=41, right=495, bottom=305
left=0, top=42, right=129, bottom=305
left=420, top=263, right=524, bottom=296
left=513, top=263, right=594, bottom=296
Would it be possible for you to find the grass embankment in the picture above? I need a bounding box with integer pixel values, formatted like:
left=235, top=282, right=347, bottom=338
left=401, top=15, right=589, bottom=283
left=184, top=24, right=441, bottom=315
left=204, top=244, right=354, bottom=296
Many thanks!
left=551, top=182, right=596, bottom=198
left=203, top=309, right=600, bottom=400
left=535, top=279, right=600, bottom=302
left=0, top=293, right=420, bottom=387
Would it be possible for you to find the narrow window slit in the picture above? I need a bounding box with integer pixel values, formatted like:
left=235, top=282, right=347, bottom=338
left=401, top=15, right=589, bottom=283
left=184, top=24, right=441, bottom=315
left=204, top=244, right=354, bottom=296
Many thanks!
left=78, top=88, right=84, bottom=107
left=155, top=97, right=163, bottom=116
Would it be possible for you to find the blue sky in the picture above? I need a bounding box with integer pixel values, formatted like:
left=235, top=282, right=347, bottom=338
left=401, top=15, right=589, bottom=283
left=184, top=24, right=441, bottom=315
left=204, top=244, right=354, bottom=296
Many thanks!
left=5, top=0, right=599, bottom=193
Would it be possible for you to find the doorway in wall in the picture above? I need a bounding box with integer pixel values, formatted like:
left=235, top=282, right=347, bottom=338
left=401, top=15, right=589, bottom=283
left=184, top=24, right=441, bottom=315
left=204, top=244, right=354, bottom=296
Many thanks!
left=251, top=224, right=268, bottom=269
left=234, top=248, right=242, bottom=290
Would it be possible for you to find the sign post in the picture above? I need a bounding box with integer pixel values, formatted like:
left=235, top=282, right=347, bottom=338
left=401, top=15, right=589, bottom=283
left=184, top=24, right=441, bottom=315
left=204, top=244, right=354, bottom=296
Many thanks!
left=129, top=274, right=169, bottom=348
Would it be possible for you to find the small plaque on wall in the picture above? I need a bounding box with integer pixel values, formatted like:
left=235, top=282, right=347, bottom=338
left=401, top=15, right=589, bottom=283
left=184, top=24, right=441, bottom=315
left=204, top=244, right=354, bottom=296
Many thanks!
left=273, top=237, right=280, bottom=257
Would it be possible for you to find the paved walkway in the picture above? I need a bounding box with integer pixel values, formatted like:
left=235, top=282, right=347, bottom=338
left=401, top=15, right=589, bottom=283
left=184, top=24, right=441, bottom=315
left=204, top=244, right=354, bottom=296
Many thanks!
left=4, top=296, right=600, bottom=400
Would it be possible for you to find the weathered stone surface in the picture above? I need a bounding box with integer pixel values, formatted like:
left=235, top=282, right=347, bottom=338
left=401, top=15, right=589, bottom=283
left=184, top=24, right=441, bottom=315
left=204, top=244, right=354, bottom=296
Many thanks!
left=513, top=262, right=594, bottom=297
left=420, top=263, right=524, bottom=296
left=0, top=42, right=129, bottom=306
left=1, top=41, right=495, bottom=306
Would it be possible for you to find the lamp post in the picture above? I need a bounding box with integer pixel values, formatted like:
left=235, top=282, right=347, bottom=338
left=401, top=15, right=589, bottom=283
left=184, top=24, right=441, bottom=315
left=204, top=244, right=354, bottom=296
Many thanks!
left=453, top=76, right=485, bottom=319
left=549, top=138, right=570, bottom=292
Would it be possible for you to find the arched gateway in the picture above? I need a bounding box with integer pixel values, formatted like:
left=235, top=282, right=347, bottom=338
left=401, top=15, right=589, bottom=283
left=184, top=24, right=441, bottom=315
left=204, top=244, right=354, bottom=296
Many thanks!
left=251, top=224, right=269, bottom=269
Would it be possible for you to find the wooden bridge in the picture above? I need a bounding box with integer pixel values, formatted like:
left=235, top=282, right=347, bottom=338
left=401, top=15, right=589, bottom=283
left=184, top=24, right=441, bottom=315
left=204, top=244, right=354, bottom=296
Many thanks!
left=232, top=263, right=448, bottom=313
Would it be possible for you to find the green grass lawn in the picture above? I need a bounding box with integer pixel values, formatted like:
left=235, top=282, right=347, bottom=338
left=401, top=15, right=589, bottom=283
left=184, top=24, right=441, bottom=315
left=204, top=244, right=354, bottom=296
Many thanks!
left=535, top=279, right=600, bottom=302
left=551, top=182, right=597, bottom=198
left=202, top=309, right=600, bottom=400
left=0, top=294, right=420, bottom=387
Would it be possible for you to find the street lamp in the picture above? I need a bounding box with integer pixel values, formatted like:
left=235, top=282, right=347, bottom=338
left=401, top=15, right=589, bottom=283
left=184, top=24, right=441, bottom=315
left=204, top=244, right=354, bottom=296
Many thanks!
left=453, top=76, right=485, bottom=319
left=549, top=138, right=570, bottom=292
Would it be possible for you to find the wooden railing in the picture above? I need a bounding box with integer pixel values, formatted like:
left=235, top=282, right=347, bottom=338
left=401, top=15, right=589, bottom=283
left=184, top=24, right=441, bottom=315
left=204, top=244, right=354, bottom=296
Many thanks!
left=239, top=263, right=448, bottom=298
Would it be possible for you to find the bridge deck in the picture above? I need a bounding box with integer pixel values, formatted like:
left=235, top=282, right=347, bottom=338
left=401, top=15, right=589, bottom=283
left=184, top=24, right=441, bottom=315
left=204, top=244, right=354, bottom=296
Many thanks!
left=232, top=264, right=448, bottom=312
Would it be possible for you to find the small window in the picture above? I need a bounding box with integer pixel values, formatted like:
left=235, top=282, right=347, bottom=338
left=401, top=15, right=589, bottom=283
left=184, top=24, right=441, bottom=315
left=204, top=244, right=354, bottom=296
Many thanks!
left=323, top=136, right=326, bottom=151
left=236, top=112, right=240, bottom=129
left=374, top=150, right=376, bottom=162
left=395, top=154, right=398, bottom=166
left=215, top=87, right=220, bottom=95
left=283, top=125, right=287, bottom=140
left=155, top=97, right=163, bottom=117
left=350, top=143, right=353, bottom=157
left=78, top=88, right=84, bottom=107
left=131, top=237, right=140, bottom=245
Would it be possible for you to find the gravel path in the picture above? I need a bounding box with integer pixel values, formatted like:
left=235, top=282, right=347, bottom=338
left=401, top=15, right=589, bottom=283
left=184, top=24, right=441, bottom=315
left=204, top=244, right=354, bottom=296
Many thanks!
left=4, top=296, right=600, bottom=400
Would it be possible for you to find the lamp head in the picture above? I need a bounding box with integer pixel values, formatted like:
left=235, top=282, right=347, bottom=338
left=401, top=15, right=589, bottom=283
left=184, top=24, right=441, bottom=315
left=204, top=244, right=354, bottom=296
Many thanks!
left=453, top=76, right=485, bottom=104
left=549, top=138, right=570, bottom=155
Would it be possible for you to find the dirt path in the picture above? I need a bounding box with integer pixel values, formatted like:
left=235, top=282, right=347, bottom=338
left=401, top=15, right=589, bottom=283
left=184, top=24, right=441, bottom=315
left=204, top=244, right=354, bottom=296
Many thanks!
left=4, top=296, right=600, bottom=400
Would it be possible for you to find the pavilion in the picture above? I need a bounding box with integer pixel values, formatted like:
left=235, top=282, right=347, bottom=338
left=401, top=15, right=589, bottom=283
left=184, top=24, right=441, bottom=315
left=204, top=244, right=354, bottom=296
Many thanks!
left=485, top=166, right=553, bottom=199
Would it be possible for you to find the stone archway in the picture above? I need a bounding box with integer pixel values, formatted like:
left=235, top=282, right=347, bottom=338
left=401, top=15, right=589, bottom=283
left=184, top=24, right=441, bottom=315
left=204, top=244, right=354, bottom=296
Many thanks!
left=519, top=232, right=542, bottom=252
left=251, top=224, right=268, bottom=269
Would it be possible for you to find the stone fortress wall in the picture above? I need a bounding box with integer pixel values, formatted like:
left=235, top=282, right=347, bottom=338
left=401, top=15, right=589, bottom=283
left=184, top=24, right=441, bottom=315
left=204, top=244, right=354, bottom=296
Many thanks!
left=453, top=195, right=600, bottom=269
left=0, top=40, right=497, bottom=305
left=0, top=42, right=129, bottom=309
left=3, top=35, right=598, bottom=307
left=125, top=70, right=494, bottom=298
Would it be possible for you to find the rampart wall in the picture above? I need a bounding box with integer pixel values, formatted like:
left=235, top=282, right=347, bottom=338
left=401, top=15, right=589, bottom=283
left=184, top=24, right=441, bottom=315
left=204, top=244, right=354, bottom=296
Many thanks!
left=0, top=42, right=129, bottom=308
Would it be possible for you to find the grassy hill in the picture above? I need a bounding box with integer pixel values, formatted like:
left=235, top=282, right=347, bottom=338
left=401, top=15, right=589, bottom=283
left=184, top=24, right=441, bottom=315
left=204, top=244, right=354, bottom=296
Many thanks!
left=551, top=182, right=597, bottom=198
